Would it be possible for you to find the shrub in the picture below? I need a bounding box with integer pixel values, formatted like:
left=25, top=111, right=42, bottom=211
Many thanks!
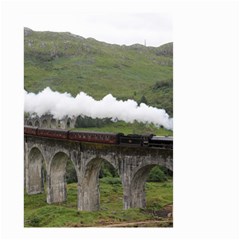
left=99, top=161, right=118, bottom=178
left=28, top=216, right=41, bottom=227
left=147, top=166, right=168, bottom=182
left=152, top=80, right=173, bottom=90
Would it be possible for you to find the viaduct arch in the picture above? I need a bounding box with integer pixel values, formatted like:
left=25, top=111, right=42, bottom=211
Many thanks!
left=25, top=114, right=76, bottom=129
left=24, top=135, right=173, bottom=211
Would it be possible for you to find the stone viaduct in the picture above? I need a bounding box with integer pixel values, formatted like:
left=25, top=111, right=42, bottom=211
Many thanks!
left=24, top=114, right=76, bottom=129
left=24, top=134, right=173, bottom=211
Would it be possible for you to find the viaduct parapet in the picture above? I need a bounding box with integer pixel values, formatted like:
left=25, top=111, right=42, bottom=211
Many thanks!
left=24, top=114, right=76, bottom=129
left=24, top=135, right=173, bottom=211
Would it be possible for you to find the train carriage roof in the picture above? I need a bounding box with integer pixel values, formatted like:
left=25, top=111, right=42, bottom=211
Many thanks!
left=38, top=128, right=68, bottom=133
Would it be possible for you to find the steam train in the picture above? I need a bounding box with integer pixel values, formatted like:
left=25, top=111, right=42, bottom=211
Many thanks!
left=24, top=126, right=173, bottom=149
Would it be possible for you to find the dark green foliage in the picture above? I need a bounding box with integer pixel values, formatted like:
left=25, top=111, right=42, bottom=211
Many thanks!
left=75, top=116, right=112, bottom=128
left=160, top=165, right=173, bottom=177
left=147, top=166, right=168, bottom=182
left=147, top=79, right=173, bottom=117
left=65, top=161, right=77, bottom=184
left=24, top=112, right=30, bottom=118
left=152, top=80, right=173, bottom=90
left=99, top=161, right=118, bottom=178
left=27, top=216, right=41, bottom=227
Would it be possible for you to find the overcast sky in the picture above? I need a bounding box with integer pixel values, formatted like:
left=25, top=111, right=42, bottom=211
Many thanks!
left=26, top=12, right=172, bottom=47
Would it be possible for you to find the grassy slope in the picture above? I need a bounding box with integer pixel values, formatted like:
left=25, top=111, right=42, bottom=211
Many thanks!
left=73, top=121, right=173, bottom=136
left=24, top=28, right=173, bottom=116
left=24, top=30, right=173, bottom=227
left=24, top=179, right=173, bottom=227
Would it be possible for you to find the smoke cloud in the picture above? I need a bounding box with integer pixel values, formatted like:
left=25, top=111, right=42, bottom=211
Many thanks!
left=24, top=87, right=173, bottom=130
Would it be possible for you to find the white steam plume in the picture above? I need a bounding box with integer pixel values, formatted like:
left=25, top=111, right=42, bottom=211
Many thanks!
left=24, top=87, right=173, bottom=130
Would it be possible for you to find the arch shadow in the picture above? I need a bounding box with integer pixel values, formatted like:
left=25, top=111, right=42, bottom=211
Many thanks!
left=41, top=119, right=48, bottom=128
left=50, top=119, right=57, bottom=128
left=34, top=120, right=40, bottom=127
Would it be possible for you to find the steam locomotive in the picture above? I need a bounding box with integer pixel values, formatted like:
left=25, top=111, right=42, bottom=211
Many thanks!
left=24, top=126, right=173, bottom=149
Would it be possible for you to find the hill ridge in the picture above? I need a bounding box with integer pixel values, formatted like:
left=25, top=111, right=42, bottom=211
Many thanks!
left=24, top=27, right=172, bottom=49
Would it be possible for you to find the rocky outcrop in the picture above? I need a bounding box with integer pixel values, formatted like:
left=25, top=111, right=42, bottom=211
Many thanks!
left=24, top=27, right=33, bottom=36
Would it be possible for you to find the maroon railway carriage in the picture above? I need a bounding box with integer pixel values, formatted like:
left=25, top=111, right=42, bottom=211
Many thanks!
left=24, top=126, right=173, bottom=148
left=23, top=126, right=121, bottom=144
left=37, top=128, right=69, bottom=140
left=68, top=130, right=120, bottom=144
left=24, top=126, right=38, bottom=136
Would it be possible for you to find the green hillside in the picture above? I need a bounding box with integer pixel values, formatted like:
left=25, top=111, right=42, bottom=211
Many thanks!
left=24, top=28, right=173, bottom=117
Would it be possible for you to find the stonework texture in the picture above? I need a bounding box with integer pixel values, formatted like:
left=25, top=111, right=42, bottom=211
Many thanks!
left=24, top=136, right=173, bottom=211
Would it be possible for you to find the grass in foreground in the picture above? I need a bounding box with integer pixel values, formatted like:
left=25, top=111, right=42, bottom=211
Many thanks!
left=24, top=179, right=173, bottom=227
